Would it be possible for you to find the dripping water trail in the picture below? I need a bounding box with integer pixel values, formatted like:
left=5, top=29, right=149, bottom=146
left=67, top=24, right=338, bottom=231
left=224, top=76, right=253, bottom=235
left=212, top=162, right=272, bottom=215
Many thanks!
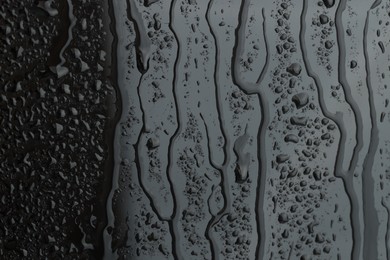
left=231, top=3, right=269, bottom=258
left=50, top=0, right=76, bottom=77
left=362, top=6, right=380, bottom=259
left=102, top=0, right=130, bottom=257
left=122, top=0, right=166, bottom=221
left=126, top=0, right=151, bottom=74
left=46, top=1, right=68, bottom=68
left=231, top=1, right=268, bottom=95
left=381, top=198, right=390, bottom=260
left=256, top=92, right=269, bottom=260
left=200, top=113, right=223, bottom=171
left=204, top=0, right=234, bottom=258
left=205, top=0, right=229, bottom=211
left=59, top=0, right=76, bottom=67
left=300, top=0, right=343, bottom=168
left=103, top=0, right=154, bottom=257
left=200, top=113, right=221, bottom=260
left=133, top=75, right=169, bottom=223
left=165, top=0, right=183, bottom=257
left=301, top=1, right=362, bottom=259
left=101, top=0, right=121, bottom=258
left=335, top=0, right=364, bottom=175
left=255, top=9, right=269, bottom=260
left=103, top=75, right=144, bottom=260
left=205, top=185, right=217, bottom=260
left=335, top=0, right=368, bottom=258
left=342, top=175, right=363, bottom=260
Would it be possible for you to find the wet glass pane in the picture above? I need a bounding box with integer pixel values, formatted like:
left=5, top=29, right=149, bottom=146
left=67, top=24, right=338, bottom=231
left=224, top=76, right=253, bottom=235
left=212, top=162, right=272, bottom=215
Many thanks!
left=1, top=0, right=390, bottom=259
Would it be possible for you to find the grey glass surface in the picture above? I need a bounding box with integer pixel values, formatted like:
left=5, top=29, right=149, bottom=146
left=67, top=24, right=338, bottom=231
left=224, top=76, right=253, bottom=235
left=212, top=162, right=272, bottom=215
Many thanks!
left=106, top=0, right=390, bottom=259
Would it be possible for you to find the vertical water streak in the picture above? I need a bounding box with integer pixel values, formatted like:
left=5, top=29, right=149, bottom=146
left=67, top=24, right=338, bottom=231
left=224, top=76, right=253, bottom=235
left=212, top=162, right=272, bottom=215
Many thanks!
left=200, top=113, right=221, bottom=260
left=205, top=0, right=229, bottom=212
left=232, top=1, right=268, bottom=95
left=103, top=0, right=126, bottom=258
left=51, top=0, right=76, bottom=77
left=126, top=0, right=151, bottom=73
left=202, top=0, right=268, bottom=257
left=204, top=0, right=237, bottom=258
left=124, top=0, right=173, bottom=221
left=166, top=0, right=183, bottom=257
left=381, top=198, right=390, bottom=260
left=256, top=92, right=270, bottom=260
left=300, top=0, right=363, bottom=259
left=334, top=0, right=364, bottom=175
left=362, top=6, right=380, bottom=259
left=133, top=75, right=169, bottom=221
left=231, top=3, right=269, bottom=258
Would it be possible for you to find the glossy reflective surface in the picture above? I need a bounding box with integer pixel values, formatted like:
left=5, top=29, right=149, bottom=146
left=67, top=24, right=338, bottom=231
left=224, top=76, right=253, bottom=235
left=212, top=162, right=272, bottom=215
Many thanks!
left=2, top=0, right=390, bottom=259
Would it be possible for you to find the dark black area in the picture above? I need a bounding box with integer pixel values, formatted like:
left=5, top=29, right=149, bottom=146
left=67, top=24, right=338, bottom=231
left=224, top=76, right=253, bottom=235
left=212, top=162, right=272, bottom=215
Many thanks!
left=0, top=0, right=116, bottom=258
